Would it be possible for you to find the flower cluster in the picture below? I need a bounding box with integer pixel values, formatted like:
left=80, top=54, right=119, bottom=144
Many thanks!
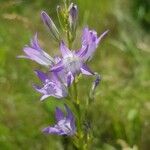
left=19, top=1, right=108, bottom=143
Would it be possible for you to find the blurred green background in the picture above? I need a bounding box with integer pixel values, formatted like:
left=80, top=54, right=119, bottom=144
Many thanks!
left=0, top=0, right=149, bottom=149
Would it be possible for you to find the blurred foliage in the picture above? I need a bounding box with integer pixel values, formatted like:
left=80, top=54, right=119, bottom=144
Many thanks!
left=0, top=0, right=149, bottom=150
left=132, top=0, right=150, bottom=31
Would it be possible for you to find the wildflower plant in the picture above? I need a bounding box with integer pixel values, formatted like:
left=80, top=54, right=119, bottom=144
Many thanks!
left=19, top=0, right=108, bottom=149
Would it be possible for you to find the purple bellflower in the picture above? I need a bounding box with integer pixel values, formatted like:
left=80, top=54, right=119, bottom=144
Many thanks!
left=34, top=70, right=68, bottom=101
left=51, top=41, right=94, bottom=82
left=18, top=34, right=54, bottom=67
left=51, top=28, right=108, bottom=80
left=43, top=105, right=76, bottom=136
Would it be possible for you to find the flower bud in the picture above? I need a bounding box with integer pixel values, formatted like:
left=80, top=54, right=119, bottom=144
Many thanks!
left=89, top=73, right=101, bottom=101
left=68, top=3, right=78, bottom=31
left=92, top=73, right=101, bottom=91
left=41, top=11, right=60, bottom=42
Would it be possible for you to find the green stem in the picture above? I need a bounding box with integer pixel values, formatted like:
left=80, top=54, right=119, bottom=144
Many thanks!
left=65, top=3, right=87, bottom=148
left=73, top=80, right=78, bottom=104
left=73, top=81, right=87, bottom=150
left=64, top=0, right=70, bottom=8
left=67, top=30, right=72, bottom=49
left=67, top=40, right=84, bottom=150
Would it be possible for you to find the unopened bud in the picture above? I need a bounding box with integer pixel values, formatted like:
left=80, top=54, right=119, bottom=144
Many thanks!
left=57, top=5, right=61, bottom=14
left=41, top=11, right=60, bottom=42
left=68, top=3, right=78, bottom=31
left=92, top=73, right=101, bottom=91
left=89, top=73, right=101, bottom=100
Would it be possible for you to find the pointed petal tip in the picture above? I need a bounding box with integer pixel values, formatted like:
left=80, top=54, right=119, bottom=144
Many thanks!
left=34, top=69, right=43, bottom=76
left=55, top=107, right=62, bottom=112
left=16, top=55, right=28, bottom=59
left=34, top=32, right=38, bottom=39
left=97, top=29, right=109, bottom=44
left=34, top=69, right=39, bottom=75
left=41, top=11, right=51, bottom=23
left=101, top=29, right=109, bottom=37
left=40, top=98, right=45, bottom=102
left=64, top=104, right=74, bottom=122
left=41, top=10, right=47, bottom=16
left=34, top=70, right=49, bottom=83
left=60, top=40, right=65, bottom=46
left=55, top=107, right=64, bottom=121
left=104, top=29, right=109, bottom=35
left=64, top=104, right=71, bottom=114
left=60, top=41, right=72, bottom=57
left=40, top=95, right=48, bottom=101
left=42, top=127, right=49, bottom=133
left=83, top=26, right=89, bottom=30
left=23, top=46, right=32, bottom=52
left=81, top=64, right=94, bottom=76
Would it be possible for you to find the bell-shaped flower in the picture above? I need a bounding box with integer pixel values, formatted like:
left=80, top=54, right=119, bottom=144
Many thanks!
left=18, top=34, right=54, bottom=66
left=51, top=41, right=94, bottom=83
left=34, top=70, right=68, bottom=101
left=43, top=105, right=76, bottom=136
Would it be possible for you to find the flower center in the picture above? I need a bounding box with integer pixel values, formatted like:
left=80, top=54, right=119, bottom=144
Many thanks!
left=44, top=80, right=57, bottom=95
left=57, top=119, right=72, bottom=135
left=63, top=54, right=81, bottom=74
